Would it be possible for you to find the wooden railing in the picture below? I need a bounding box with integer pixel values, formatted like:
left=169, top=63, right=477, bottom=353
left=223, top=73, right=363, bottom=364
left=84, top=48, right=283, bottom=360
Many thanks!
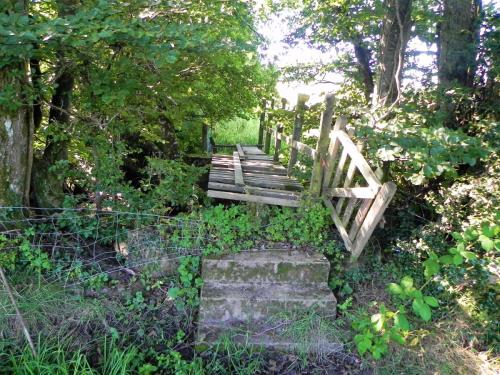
left=260, top=93, right=396, bottom=262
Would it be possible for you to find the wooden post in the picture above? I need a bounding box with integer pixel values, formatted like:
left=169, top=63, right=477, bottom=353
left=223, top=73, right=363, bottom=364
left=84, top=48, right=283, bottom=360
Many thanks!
left=264, top=99, right=274, bottom=154
left=258, top=99, right=266, bottom=148
left=310, top=93, right=335, bottom=196
left=349, top=182, right=397, bottom=262
left=273, top=124, right=283, bottom=162
left=322, top=116, right=348, bottom=191
left=201, top=123, right=209, bottom=152
left=287, top=93, right=309, bottom=176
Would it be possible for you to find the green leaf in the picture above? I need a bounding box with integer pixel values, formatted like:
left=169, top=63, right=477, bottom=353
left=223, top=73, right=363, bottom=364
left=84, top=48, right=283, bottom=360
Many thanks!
left=461, top=251, right=477, bottom=260
left=453, top=254, right=463, bottom=265
left=394, top=313, right=410, bottom=331
left=354, top=335, right=372, bottom=355
left=167, top=287, right=180, bottom=299
left=439, top=255, right=453, bottom=265
left=451, top=232, right=463, bottom=241
left=412, top=298, right=432, bottom=321
left=479, top=235, right=494, bottom=251
left=400, top=276, right=413, bottom=291
left=423, top=296, right=439, bottom=307
left=423, top=258, right=440, bottom=278
left=390, top=330, right=406, bottom=345
left=410, top=289, right=423, bottom=299
left=388, top=283, right=403, bottom=295
left=481, top=224, right=495, bottom=238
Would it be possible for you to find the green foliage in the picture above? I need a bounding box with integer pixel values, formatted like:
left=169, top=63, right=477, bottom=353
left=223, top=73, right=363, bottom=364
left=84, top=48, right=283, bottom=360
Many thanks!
left=355, top=91, right=492, bottom=185
left=353, top=304, right=408, bottom=360
left=214, top=117, right=260, bottom=146
left=202, top=204, right=258, bottom=255
left=141, top=158, right=206, bottom=211
left=167, top=256, right=203, bottom=309
left=266, top=200, right=332, bottom=247
left=0, top=230, right=51, bottom=276
left=387, top=276, right=438, bottom=322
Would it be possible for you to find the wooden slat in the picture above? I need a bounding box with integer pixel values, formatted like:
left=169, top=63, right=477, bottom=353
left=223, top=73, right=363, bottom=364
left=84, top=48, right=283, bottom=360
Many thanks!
left=208, top=182, right=244, bottom=193
left=342, top=198, right=358, bottom=226
left=245, top=186, right=301, bottom=200
left=331, top=148, right=349, bottom=188
left=236, top=144, right=245, bottom=159
left=233, top=152, right=244, bottom=187
left=323, top=196, right=353, bottom=250
left=350, top=182, right=397, bottom=261
left=326, top=187, right=378, bottom=199
left=336, top=141, right=363, bottom=212
left=310, top=93, right=335, bottom=196
left=330, top=130, right=381, bottom=191
left=208, top=190, right=300, bottom=207
left=322, top=116, right=347, bottom=190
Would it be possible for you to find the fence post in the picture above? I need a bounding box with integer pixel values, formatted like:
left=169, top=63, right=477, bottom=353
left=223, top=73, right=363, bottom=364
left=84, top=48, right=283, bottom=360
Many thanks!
left=201, top=123, right=209, bottom=152
left=310, top=93, right=335, bottom=196
left=264, top=99, right=274, bottom=154
left=273, top=124, right=283, bottom=162
left=322, top=116, right=348, bottom=191
left=258, top=99, right=266, bottom=148
left=287, top=93, right=309, bottom=176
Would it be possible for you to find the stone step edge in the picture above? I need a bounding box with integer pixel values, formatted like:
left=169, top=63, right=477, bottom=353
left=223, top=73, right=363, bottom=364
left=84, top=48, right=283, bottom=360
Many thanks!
left=196, top=323, right=344, bottom=354
left=200, top=281, right=336, bottom=302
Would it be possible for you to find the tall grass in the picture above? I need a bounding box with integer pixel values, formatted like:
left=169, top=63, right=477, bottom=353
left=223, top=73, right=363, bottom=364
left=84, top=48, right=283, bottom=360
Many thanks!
left=213, top=117, right=259, bottom=145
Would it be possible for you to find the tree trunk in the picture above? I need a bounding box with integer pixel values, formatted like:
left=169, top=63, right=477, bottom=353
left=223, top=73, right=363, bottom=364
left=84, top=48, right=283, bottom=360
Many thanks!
left=437, top=0, right=481, bottom=128
left=0, top=1, right=34, bottom=207
left=372, top=0, right=413, bottom=108
left=438, top=0, right=481, bottom=88
left=32, top=0, right=78, bottom=208
left=353, top=41, right=374, bottom=103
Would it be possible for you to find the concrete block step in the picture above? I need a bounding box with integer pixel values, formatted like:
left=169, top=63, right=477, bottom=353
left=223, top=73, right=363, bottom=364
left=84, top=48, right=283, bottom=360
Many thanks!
left=199, top=281, right=336, bottom=323
left=202, top=249, right=330, bottom=285
left=197, top=322, right=343, bottom=354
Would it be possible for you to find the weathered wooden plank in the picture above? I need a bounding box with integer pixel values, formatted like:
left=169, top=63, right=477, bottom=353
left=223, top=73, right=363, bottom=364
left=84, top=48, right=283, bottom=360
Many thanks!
left=323, top=196, right=353, bottom=250
left=208, top=190, right=300, bottom=207
left=330, top=130, right=381, bottom=191
left=264, top=127, right=272, bottom=154
left=326, top=187, right=377, bottom=199
left=350, top=182, right=397, bottom=261
left=310, top=93, right=335, bottom=196
left=233, top=152, right=244, bottom=187
left=342, top=198, right=358, bottom=226
left=258, top=99, right=266, bottom=147
left=288, top=94, right=309, bottom=175
left=208, top=182, right=244, bottom=193
left=322, top=116, right=348, bottom=191
left=245, top=186, right=301, bottom=200
left=236, top=144, right=245, bottom=160
left=273, top=124, right=283, bottom=162
left=336, top=141, right=363, bottom=212
left=331, top=148, right=349, bottom=189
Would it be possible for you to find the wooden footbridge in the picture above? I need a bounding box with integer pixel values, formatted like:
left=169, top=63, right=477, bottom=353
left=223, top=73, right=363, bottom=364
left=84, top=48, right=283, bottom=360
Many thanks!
left=205, top=93, right=396, bottom=261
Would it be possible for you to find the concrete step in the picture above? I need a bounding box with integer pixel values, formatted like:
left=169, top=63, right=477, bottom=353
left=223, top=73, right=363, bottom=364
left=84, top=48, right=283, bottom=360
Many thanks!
left=197, top=321, right=343, bottom=354
left=199, top=281, right=336, bottom=323
left=202, top=249, right=330, bottom=285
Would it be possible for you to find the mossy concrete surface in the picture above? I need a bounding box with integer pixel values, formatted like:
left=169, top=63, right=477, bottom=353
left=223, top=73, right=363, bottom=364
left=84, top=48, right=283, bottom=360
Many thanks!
left=197, top=247, right=338, bottom=350
left=202, top=249, right=330, bottom=284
